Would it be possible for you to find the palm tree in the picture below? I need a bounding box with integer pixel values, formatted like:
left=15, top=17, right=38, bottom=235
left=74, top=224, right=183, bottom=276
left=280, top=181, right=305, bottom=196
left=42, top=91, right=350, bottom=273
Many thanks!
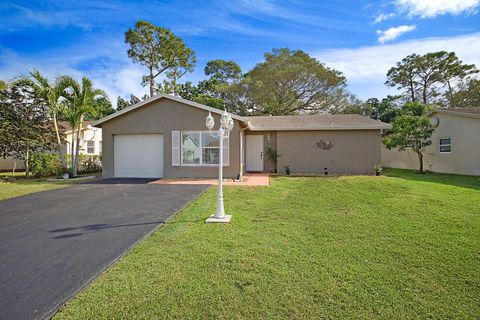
left=0, top=80, right=7, bottom=91
left=60, top=76, right=107, bottom=176
left=15, top=70, right=70, bottom=169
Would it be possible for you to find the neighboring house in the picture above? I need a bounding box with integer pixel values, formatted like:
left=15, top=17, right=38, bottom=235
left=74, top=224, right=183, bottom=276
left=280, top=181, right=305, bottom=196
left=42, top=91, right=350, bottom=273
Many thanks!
left=382, top=108, right=480, bottom=176
left=0, top=121, right=103, bottom=171
left=93, top=94, right=390, bottom=179
left=61, top=121, right=102, bottom=157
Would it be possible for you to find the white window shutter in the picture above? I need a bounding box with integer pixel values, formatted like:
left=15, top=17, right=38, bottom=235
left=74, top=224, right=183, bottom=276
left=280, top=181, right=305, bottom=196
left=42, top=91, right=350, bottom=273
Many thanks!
left=222, top=136, right=229, bottom=166
left=172, top=131, right=180, bottom=166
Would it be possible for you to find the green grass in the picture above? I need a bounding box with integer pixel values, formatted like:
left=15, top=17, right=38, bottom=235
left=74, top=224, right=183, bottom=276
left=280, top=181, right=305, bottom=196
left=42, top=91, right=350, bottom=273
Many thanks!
left=55, top=170, right=480, bottom=319
left=0, top=172, right=73, bottom=200
left=0, top=171, right=98, bottom=201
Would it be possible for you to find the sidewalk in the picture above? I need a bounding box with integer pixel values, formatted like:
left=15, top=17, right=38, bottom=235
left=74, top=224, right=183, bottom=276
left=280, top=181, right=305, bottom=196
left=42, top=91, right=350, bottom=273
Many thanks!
left=149, top=173, right=270, bottom=186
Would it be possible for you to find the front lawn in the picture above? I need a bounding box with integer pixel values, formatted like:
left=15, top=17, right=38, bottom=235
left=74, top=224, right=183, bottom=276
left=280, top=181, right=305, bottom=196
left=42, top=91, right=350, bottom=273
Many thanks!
left=55, top=170, right=480, bottom=319
left=0, top=172, right=72, bottom=200
left=0, top=172, right=97, bottom=201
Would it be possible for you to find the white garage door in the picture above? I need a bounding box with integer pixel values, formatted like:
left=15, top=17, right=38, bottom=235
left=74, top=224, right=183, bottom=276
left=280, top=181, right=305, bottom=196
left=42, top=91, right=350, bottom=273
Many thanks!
left=114, top=134, right=164, bottom=178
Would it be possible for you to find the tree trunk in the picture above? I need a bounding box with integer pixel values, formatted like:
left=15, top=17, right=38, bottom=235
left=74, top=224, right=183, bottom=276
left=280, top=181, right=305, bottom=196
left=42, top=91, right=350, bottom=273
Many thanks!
left=53, top=112, right=67, bottom=169
left=416, top=150, right=424, bottom=174
left=70, top=127, right=75, bottom=174
left=410, top=81, right=416, bottom=102
left=149, top=67, right=154, bottom=97
left=446, top=80, right=453, bottom=104
left=422, top=82, right=428, bottom=104
left=172, top=72, right=177, bottom=95
left=73, top=116, right=83, bottom=177
left=25, top=146, right=30, bottom=178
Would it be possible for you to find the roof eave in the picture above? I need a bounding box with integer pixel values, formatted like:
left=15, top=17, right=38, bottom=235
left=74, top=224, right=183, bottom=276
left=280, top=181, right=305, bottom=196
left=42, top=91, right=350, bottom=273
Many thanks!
left=427, top=108, right=480, bottom=119
left=92, top=94, right=248, bottom=127
left=247, top=125, right=392, bottom=131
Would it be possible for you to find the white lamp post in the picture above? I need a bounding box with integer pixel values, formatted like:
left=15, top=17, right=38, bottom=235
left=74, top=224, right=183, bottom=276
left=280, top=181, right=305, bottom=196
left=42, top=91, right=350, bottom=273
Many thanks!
left=205, top=109, right=234, bottom=223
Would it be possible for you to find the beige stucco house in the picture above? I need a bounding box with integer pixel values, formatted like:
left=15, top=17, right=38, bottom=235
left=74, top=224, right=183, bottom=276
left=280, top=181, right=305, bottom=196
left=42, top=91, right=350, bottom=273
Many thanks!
left=0, top=121, right=102, bottom=171
left=93, top=94, right=391, bottom=179
left=382, top=108, right=480, bottom=176
left=62, top=121, right=102, bottom=157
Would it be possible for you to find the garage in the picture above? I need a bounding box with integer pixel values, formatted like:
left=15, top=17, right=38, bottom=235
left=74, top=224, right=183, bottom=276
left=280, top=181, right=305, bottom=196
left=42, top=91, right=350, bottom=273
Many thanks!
left=114, top=134, right=164, bottom=178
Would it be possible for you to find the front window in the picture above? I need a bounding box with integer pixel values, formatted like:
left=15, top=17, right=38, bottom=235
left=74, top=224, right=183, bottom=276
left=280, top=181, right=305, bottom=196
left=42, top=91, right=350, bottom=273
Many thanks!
left=182, top=131, right=221, bottom=166
left=87, top=141, right=95, bottom=154
left=439, top=138, right=451, bottom=153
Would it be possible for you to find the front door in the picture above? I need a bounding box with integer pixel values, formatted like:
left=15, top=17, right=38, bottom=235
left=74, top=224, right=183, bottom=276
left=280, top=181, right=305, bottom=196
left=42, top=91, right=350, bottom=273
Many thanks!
left=246, top=135, right=264, bottom=172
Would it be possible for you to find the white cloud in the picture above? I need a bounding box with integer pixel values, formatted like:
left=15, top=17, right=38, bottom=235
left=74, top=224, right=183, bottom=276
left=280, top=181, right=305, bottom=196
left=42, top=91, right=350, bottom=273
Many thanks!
left=377, top=25, right=416, bottom=43
left=395, top=0, right=480, bottom=18
left=373, top=13, right=395, bottom=24
left=316, top=32, right=480, bottom=99
left=0, top=37, right=149, bottom=108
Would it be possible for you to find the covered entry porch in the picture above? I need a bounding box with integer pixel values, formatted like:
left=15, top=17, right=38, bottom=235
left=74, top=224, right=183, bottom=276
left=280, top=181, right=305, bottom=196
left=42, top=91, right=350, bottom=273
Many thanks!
left=243, top=132, right=277, bottom=173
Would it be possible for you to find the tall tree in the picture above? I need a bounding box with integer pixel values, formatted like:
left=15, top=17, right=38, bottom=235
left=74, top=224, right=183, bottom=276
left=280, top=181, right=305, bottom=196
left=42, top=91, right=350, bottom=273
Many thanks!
left=61, top=77, right=107, bottom=176
left=240, top=48, right=346, bottom=115
left=448, top=78, right=480, bottom=109
left=437, top=52, right=478, bottom=101
left=204, top=60, right=242, bottom=84
left=0, top=84, right=56, bottom=176
left=125, top=20, right=196, bottom=97
left=386, top=54, right=420, bottom=102
left=386, top=51, right=477, bottom=105
left=327, top=91, right=364, bottom=115
left=383, top=115, right=434, bottom=174
left=166, top=43, right=195, bottom=94
left=399, top=101, right=432, bottom=117
left=116, top=94, right=143, bottom=111
left=117, top=96, right=130, bottom=111
left=85, top=97, right=115, bottom=120
left=365, top=97, right=402, bottom=123
left=15, top=70, right=71, bottom=169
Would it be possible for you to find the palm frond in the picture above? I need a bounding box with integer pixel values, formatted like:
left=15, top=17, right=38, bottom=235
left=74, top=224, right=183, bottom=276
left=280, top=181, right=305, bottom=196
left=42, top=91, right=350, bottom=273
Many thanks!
left=29, top=69, right=51, bottom=89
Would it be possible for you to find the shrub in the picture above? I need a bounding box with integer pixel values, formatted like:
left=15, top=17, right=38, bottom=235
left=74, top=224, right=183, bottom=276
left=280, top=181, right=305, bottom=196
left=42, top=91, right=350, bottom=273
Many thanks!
left=66, top=155, right=102, bottom=174
left=77, top=155, right=102, bottom=173
left=30, top=152, right=63, bottom=177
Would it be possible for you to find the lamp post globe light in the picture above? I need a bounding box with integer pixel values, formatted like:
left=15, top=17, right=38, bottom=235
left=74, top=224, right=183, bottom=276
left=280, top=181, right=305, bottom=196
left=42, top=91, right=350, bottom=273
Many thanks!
left=205, top=109, right=234, bottom=223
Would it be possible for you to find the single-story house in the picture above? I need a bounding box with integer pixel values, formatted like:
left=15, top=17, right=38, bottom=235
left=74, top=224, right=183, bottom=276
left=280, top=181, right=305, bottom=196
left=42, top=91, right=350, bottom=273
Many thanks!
left=93, top=94, right=391, bottom=179
left=382, top=108, right=480, bottom=176
left=61, top=121, right=102, bottom=157
left=0, top=121, right=102, bottom=171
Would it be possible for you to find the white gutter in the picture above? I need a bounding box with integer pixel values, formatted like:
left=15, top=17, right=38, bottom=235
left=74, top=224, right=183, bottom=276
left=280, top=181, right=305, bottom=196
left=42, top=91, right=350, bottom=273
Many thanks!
left=426, top=108, right=480, bottom=119
left=239, top=124, right=249, bottom=178
left=246, top=124, right=392, bottom=131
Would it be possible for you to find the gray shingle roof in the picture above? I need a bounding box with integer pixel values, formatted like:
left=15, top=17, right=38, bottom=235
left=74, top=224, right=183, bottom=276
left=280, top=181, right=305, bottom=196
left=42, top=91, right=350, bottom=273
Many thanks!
left=245, top=114, right=391, bottom=131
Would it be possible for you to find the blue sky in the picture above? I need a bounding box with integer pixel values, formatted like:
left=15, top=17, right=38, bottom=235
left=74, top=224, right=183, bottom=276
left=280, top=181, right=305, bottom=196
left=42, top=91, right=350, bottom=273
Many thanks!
left=1, top=0, right=479, bottom=105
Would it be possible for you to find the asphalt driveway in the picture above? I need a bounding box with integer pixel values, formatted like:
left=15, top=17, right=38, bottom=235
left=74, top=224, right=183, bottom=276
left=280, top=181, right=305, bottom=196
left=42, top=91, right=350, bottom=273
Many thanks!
left=0, top=180, right=208, bottom=320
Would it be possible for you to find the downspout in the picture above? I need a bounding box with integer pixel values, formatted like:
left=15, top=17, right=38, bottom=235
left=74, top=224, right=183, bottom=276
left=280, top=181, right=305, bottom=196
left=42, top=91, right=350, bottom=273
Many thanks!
left=239, top=120, right=251, bottom=179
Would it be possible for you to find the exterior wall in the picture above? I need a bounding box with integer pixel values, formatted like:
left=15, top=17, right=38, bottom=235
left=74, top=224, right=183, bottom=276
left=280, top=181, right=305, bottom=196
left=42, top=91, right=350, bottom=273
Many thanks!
left=1, top=127, right=102, bottom=171
left=382, top=113, right=480, bottom=176
left=64, top=128, right=102, bottom=156
left=276, top=130, right=382, bottom=175
left=0, top=157, right=25, bottom=171
left=99, top=98, right=242, bottom=179
left=381, top=147, right=418, bottom=170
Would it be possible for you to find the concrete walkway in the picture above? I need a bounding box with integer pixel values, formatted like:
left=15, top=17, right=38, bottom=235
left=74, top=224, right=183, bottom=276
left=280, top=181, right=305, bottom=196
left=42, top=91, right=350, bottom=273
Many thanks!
left=0, top=181, right=208, bottom=320
left=149, top=173, right=270, bottom=186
